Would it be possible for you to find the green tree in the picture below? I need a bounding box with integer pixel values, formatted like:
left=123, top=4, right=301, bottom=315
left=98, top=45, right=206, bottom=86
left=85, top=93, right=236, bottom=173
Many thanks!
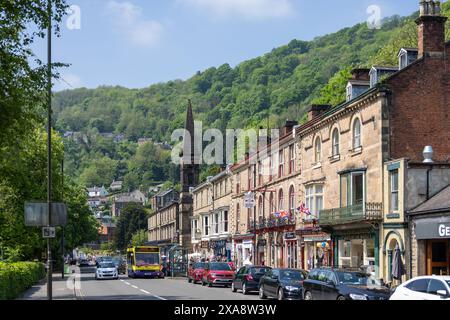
left=113, top=203, right=148, bottom=250
left=131, top=229, right=148, bottom=247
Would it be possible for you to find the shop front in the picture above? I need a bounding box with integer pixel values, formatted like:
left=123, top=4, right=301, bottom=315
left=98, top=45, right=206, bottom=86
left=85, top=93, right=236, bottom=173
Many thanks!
left=209, top=239, right=232, bottom=261
left=302, top=234, right=331, bottom=270
left=257, top=237, right=267, bottom=265
left=232, top=234, right=254, bottom=268
left=332, top=228, right=379, bottom=277
left=284, top=232, right=298, bottom=269
left=412, top=215, right=450, bottom=276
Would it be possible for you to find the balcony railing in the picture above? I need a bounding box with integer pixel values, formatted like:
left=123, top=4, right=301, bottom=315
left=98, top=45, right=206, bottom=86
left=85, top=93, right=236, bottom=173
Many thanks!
left=248, top=214, right=296, bottom=232
left=319, top=202, right=382, bottom=226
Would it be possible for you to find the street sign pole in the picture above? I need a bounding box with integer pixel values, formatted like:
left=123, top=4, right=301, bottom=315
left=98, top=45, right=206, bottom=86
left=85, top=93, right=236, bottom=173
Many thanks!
left=47, top=0, right=53, bottom=301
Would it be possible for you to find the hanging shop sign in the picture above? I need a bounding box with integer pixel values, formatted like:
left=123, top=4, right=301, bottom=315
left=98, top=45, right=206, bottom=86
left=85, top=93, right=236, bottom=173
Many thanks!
left=284, top=232, right=296, bottom=240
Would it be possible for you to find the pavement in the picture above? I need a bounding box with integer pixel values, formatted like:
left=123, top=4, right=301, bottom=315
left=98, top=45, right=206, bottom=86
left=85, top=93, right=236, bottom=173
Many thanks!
left=18, top=271, right=78, bottom=300
left=19, top=265, right=262, bottom=300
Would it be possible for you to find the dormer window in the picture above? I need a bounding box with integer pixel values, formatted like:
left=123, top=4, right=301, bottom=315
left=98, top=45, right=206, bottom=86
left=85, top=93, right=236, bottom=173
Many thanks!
left=346, top=83, right=352, bottom=101
left=369, top=68, right=377, bottom=88
left=398, top=48, right=418, bottom=70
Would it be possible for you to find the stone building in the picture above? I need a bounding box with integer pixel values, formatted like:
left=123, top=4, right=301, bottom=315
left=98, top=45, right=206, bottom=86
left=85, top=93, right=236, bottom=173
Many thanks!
left=191, top=168, right=233, bottom=260
left=293, top=0, right=449, bottom=282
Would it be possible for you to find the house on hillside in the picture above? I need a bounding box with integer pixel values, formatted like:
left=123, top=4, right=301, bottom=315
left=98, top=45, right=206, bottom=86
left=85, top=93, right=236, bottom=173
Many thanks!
left=110, top=180, right=123, bottom=192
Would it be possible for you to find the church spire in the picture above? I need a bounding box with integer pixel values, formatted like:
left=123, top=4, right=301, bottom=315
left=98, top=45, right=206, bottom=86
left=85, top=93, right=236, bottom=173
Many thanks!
left=181, top=99, right=199, bottom=192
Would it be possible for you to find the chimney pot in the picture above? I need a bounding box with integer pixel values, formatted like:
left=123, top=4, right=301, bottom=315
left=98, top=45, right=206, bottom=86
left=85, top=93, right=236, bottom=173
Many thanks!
left=435, top=1, right=441, bottom=15
left=423, top=146, right=434, bottom=163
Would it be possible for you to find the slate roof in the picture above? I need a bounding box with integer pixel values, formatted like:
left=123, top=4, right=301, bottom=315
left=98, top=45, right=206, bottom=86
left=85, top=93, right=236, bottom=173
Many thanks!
left=410, top=185, right=450, bottom=214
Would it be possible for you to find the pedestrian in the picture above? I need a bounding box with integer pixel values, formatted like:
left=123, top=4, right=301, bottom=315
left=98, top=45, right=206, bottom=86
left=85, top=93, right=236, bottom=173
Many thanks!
left=243, top=255, right=253, bottom=266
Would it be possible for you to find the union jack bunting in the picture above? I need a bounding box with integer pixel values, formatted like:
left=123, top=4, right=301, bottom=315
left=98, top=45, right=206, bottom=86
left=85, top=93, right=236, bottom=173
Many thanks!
left=299, top=202, right=311, bottom=215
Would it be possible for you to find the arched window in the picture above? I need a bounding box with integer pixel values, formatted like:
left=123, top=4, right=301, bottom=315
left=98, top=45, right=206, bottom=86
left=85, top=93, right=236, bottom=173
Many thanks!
left=278, top=189, right=284, bottom=211
left=332, top=128, right=340, bottom=156
left=353, top=118, right=361, bottom=149
left=289, top=186, right=295, bottom=213
left=269, top=193, right=275, bottom=214
left=314, top=137, right=322, bottom=163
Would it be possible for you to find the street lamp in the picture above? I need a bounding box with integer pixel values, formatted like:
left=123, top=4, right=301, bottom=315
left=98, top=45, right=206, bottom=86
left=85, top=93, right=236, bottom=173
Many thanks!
left=46, top=0, right=53, bottom=301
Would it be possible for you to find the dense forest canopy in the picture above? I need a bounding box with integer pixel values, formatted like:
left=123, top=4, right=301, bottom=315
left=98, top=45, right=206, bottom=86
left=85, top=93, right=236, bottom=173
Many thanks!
left=54, top=3, right=450, bottom=191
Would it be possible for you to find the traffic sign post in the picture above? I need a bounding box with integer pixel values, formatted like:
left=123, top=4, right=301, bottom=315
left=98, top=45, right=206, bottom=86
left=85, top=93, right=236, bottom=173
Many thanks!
left=244, top=192, right=256, bottom=209
left=42, top=227, right=56, bottom=238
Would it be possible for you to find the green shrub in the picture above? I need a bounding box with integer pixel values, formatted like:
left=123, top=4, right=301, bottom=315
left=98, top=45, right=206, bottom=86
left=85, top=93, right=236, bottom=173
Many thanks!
left=0, top=262, right=46, bottom=300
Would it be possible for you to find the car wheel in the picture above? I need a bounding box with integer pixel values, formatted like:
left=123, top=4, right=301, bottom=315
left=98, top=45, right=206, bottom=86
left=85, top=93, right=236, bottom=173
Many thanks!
left=337, top=295, right=346, bottom=301
left=278, top=288, right=284, bottom=301
left=231, top=282, right=237, bottom=292
left=259, top=286, right=267, bottom=299
left=304, top=291, right=313, bottom=300
left=242, top=283, right=248, bottom=295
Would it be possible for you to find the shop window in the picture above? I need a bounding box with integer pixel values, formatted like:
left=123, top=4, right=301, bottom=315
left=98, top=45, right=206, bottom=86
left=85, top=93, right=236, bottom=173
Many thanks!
left=390, top=170, right=399, bottom=212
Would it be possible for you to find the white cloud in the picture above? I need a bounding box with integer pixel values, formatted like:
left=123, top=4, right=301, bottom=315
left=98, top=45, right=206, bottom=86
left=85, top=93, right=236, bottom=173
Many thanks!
left=178, top=0, right=294, bottom=19
left=55, top=73, right=83, bottom=91
left=107, top=1, right=163, bottom=47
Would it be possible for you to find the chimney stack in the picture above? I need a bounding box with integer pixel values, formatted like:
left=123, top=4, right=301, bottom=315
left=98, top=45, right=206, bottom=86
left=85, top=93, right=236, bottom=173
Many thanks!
left=307, top=105, right=331, bottom=122
left=416, top=0, right=447, bottom=58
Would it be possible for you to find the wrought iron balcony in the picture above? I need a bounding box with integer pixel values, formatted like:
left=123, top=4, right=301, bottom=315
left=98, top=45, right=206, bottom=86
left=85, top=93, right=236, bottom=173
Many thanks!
left=248, top=214, right=296, bottom=232
left=319, top=202, right=382, bottom=226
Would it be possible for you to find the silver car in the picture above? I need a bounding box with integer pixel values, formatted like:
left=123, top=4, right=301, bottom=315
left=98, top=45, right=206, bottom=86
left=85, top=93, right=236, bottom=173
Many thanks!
left=95, top=262, right=119, bottom=280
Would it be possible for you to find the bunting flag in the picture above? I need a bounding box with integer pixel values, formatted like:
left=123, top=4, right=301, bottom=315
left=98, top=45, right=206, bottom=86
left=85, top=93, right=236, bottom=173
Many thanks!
left=279, top=210, right=288, bottom=218
left=299, top=202, right=311, bottom=215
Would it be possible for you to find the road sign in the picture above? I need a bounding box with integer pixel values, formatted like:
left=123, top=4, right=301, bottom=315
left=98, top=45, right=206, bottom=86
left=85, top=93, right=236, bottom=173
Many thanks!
left=24, top=202, right=68, bottom=226
left=42, top=227, right=56, bottom=238
left=244, top=192, right=255, bottom=208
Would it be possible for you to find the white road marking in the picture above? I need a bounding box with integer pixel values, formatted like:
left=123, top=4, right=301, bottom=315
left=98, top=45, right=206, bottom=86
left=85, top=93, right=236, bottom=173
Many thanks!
left=124, top=282, right=130, bottom=285
left=131, top=285, right=138, bottom=289
left=140, top=289, right=150, bottom=294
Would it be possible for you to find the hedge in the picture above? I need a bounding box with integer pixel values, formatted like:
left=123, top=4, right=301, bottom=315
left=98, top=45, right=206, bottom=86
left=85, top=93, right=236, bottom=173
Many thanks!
left=0, top=262, right=46, bottom=300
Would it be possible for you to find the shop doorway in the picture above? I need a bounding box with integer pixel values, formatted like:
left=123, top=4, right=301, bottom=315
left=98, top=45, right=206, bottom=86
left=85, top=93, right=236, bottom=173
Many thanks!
left=427, top=240, right=449, bottom=276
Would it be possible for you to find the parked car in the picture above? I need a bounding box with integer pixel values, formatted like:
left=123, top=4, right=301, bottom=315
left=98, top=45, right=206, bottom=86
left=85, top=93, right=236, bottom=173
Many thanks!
left=188, top=262, right=207, bottom=284
left=112, top=256, right=127, bottom=275
left=259, top=268, right=308, bottom=300
left=232, top=266, right=272, bottom=295
left=201, top=262, right=234, bottom=287
left=390, top=276, right=450, bottom=300
left=95, top=262, right=119, bottom=280
left=303, top=268, right=390, bottom=300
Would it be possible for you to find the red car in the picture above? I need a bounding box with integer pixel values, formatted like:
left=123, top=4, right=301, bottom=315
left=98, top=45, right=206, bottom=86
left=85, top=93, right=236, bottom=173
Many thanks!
left=201, top=262, right=235, bottom=287
left=188, top=262, right=207, bottom=284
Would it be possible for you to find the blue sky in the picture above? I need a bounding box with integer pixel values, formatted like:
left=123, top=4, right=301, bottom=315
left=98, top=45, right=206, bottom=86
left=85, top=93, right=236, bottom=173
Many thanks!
left=32, top=0, right=421, bottom=91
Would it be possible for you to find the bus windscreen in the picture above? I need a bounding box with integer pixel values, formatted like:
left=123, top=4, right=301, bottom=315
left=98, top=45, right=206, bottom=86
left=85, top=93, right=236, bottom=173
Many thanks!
left=135, top=253, right=159, bottom=266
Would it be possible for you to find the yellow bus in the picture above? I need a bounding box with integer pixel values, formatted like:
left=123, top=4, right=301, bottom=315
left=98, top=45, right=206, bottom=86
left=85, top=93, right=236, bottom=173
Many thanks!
left=126, top=246, right=164, bottom=278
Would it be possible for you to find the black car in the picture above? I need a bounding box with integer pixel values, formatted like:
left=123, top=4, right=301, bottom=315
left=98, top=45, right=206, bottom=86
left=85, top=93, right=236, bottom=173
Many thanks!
left=302, top=268, right=391, bottom=300
left=232, top=266, right=272, bottom=295
left=259, top=268, right=308, bottom=300
left=112, top=257, right=127, bottom=275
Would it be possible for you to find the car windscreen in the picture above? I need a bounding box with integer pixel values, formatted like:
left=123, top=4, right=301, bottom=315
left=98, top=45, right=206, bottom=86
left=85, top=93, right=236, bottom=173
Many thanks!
left=99, top=263, right=116, bottom=268
left=336, top=271, right=373, bottom=285
left=210, top=263, right=231, bottom=271
left=193, top=263, right=206, bottom=269
left=135, top=253, right=159, bottom=266
left=445, top=280, right=450, bottom=288
left=251, top=267, right=271, bottom=275
left=280, top=270, right=305, bottom=281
